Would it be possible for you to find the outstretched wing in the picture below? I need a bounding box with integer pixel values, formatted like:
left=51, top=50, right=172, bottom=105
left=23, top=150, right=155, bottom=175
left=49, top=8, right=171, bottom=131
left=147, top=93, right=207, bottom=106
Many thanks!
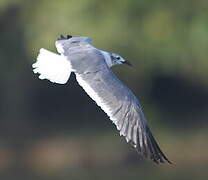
left=75, top=68, right=171, bottom=164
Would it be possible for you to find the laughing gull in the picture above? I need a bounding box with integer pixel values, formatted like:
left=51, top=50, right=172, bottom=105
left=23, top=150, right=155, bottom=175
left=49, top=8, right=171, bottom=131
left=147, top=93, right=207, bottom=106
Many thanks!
left=32, top=35, right=171, bottom=164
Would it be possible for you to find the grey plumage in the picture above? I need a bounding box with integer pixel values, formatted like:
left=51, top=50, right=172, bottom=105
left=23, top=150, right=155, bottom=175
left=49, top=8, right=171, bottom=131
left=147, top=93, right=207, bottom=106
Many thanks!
left=32, top=35, right=171, bottom=164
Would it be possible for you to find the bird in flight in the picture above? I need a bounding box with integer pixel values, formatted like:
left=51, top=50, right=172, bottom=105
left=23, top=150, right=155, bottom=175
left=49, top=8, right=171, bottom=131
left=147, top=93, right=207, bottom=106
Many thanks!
left=32, top=35, right=171, bottom=164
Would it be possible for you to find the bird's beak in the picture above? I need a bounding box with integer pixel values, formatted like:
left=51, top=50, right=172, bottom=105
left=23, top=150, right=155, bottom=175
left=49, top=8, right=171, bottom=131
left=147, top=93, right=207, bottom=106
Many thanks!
left=123, top=60, right=132, bottom=66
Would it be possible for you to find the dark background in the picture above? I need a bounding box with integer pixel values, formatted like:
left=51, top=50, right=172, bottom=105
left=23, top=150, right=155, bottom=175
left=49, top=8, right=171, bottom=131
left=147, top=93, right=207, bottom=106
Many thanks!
left=0, top=0, right=208, bottom=179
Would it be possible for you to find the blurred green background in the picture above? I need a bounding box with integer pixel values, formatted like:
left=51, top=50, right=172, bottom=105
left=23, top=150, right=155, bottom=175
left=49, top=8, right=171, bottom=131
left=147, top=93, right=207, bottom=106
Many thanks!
left=0, top=0, right=208, bottom=179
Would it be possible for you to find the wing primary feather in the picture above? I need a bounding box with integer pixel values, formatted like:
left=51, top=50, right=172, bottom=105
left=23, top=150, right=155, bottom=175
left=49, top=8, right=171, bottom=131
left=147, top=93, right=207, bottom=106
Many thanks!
left=147, top=132, right=164, bottom=163
left=127, top=123, right=133, bottom=143
left=111, top=104, right=123, bottom=118
left=132, top=124, right=138, bottom=145
left=146, top=126, right=172, bottom=164
left=124, top=119, right=130, bottom=142
left=124, top=111, right=134, bottom=142
left=142, top=135, right=148, bottom=158
left=146, top=136, right=156, bottom=161
left=116, top=107, right=129, bottom=131
left=120, top=111, right=130, bottom=137
left=138, top=125, right=143, bottom=150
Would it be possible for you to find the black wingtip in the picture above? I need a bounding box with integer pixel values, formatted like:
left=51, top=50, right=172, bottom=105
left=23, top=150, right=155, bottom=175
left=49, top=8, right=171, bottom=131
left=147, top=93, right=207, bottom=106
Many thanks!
left=133, top=125, right=172, bottom=164
left=67, top=35, right=72, bottom=39
left=57, top=34, right=73, bottom=40
left=145, top=126, right=172, bottom=164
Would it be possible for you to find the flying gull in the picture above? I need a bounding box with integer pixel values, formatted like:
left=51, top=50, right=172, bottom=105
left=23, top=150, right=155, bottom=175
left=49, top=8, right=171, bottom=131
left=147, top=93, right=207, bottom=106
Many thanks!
left=32, top=35, right=171, bottom=164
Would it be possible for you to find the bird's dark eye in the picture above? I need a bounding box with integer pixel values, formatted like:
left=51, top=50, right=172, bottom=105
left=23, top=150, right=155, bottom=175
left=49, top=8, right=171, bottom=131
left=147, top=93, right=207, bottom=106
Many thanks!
left=116, top=56, right=120, bottom=60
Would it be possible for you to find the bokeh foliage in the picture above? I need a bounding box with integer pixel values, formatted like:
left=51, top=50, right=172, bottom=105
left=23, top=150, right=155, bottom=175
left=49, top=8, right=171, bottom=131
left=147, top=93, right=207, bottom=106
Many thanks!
left=2, top=0, right=208, bottom=82
left=0, top=0, right=208, bottom=179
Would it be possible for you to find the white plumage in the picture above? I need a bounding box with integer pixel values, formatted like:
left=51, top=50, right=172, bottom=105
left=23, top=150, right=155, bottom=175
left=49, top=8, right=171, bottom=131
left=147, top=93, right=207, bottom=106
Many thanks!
left=32, top=48, right=71, bottom=84
left=100, top=50, right=113, bottom=67
left=76, top=74, right=115, bottom=119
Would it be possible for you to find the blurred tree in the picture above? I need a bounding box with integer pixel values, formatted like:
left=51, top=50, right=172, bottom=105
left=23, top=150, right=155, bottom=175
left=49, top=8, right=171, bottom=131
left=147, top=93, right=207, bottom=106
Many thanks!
left=0, top=0, right=207, bottom=132
left=0, top=0, right=208, bottom=178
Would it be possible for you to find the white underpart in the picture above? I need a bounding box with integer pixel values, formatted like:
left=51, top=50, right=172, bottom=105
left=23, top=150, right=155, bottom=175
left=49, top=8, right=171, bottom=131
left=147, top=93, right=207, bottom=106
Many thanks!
left=55, top=41, right=65, bottom=54
left=32, top=48, right=71, bottom=84
left=100, top=50, right=113, bottom=67
left=76, top=75, right=117, bottom=121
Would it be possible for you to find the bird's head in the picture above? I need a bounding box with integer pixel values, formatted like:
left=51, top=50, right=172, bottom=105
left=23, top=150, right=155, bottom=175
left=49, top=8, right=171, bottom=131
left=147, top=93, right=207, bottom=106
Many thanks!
left=110, top=53, right=132, bottom=67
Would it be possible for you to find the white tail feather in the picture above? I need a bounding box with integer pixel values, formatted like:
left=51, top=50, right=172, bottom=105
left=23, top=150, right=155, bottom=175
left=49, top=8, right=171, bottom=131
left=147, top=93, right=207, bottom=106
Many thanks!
left=32, top=48, right=71, bottom=84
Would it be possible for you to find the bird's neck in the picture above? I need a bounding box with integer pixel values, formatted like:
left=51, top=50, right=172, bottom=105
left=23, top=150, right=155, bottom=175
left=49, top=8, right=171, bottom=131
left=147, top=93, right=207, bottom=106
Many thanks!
left=100, top=50, right=113, bottom=68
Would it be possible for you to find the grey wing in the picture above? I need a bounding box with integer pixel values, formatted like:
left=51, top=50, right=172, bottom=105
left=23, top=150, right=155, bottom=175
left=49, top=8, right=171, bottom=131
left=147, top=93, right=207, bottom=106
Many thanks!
left=75, top=68, right=171, bottom=164
left=55, top=36, right=92, bottom=54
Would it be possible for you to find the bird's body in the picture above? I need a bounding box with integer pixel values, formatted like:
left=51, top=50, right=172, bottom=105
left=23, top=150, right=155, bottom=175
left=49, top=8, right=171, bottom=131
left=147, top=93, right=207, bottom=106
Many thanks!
left=32, top=35, right=171, bottom=164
